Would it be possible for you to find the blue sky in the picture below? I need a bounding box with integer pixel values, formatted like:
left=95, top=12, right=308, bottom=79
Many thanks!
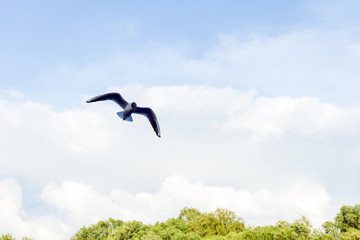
left=1, top=1, right=360, bottom=239
left=3, top=0, right=360, bottom=105
left=1, top=1, right=303, bottom=93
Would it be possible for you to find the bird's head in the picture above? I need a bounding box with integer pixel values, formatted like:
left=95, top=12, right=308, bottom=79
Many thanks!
left=131, top=102, right=137, bottom=108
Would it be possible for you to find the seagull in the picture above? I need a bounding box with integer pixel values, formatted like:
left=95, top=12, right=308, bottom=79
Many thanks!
left=86, top=92, right=161, bottom=137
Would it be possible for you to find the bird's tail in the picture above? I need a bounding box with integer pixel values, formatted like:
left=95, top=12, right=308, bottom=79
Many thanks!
left=117, top=111, right=133, bottom=122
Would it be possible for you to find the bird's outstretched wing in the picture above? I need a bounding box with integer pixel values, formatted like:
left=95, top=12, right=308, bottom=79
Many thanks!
left=86, top=92, right=128, bottom=109
left=133, top=107, right=161, bottom=137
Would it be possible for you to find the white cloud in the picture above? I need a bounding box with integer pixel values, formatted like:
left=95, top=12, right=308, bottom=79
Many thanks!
left=0, top=175, right=334, bottom=240
left=0, top=178, right=23, bottom=230
left=0, top=178, right=69, bottom=240
left=1, top=85, right=360, bottom=238
left=41, top=181, right=124, bottom=225
left=220, top=95, right=360, bottom=138
left=109, top=175, right=332, bottom=227
left=1, top=85, right=360, bottom=193
left=109, top=85, right=360, bottom=138
left=0, top=99, right=112, bottom=177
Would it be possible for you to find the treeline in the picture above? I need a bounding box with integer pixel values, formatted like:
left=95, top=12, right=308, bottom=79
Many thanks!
left=2, top=204, right=360, bottom=240
left=70, top=205, right=360, bottom=240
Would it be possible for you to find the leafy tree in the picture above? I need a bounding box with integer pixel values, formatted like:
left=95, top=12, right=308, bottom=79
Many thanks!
left=71, top=218, right=124, bottom=240
left=223, top=218, right=312, bottom=240
left=311, top=229, right=336, bottom=240
left=290, top=216, right=312, bottom=239
left=5, top=204, right=360, bottom=240
left=335, top=204, right=360, bottom=232
left=213, top=208, right=245, bottom=234
left=151, top=217, right=202, bottom=240
left=321, top=221, right=339, bottom=239
left=0, top=234, right=15, bottom=240
left=139, top=231, right=161, bottom=240
left=152, top=218, right=187, bottom=240
left=108, top=220, right=149, bottom=240
left=248, top=222, right=297, bottom=240
left=186, top=208, right=244, bottom=237
left=338, top=227, right=360, bottom=239
left=179, top=207, right=202, bottom=223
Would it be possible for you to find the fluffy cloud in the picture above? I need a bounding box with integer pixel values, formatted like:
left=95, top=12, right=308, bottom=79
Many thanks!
left=0, top=178, right=69, bottom=240
left=1, top=85, right=360, bottom=238
left=109, top=85, right=360, bottom=139
left=1, top=86, right=360, bottom=192
left=0, top=175, right=334, bottom=240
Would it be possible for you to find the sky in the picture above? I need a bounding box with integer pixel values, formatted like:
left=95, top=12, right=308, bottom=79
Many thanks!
left=1, top=0, right=360, bottom=239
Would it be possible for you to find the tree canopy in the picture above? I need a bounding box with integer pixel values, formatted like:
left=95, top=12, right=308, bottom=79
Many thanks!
left=2, top=204, right=360, bottom=240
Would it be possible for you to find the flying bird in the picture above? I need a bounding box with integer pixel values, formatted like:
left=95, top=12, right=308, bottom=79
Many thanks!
left=86, top=92, right=161, bottom=137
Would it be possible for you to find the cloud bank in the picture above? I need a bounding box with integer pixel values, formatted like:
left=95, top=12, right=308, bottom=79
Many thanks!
left=1, top=175, right=333, bottom=240
left=1, top=85, right=359, bottom=239
left=1, top=85, right=360, bottom=190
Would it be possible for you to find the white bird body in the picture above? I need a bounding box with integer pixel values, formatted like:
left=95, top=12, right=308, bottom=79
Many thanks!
left=125, top=102, right=134, bottom=111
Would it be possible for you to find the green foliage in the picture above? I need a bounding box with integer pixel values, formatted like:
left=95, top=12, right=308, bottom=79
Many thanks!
left=338, top=227, right=360, bottom=240
left=152, top=218, right=196, bottom=240
left=139, top=231, right=161, bottom=240
left=157, top=220, right=201, bottom=239
left=186, top=208, right=245, bottom=237
left=5, top=204, right=360, bottom=240
left=71, top=218, right=124, bottom=240
left=200, top=217, right=314, bottom=240
left=0, top=234, right=33, bottom=240
left=290, top=216, right=312, bottom=239
left=179, top=207, right=202, bottom=222
left=322, top=221, right=339, bottom=239
left=108, top=220, right=149, bottom=240
left=335, top=204, right=360, bottom=232
left=311, top=229, right=336, bottom=240
left=0, top=234, right=15, bottom=240
left=229, top=220, right=307, bottom=240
